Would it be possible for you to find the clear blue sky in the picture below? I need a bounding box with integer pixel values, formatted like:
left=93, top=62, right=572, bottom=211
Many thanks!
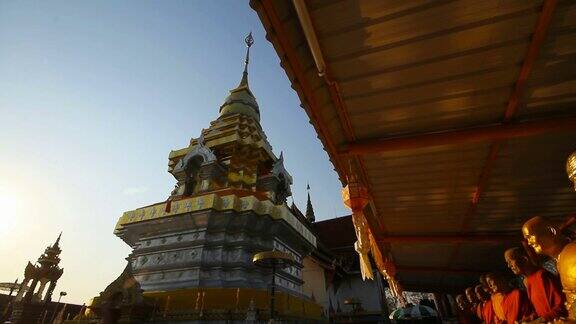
left=0, top=1, right=348, bottom=304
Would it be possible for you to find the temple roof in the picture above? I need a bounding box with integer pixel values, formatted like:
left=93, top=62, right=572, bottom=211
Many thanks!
left=313, top=215, right=355, bottom=255
left=251, top=0, right=576, bottom=293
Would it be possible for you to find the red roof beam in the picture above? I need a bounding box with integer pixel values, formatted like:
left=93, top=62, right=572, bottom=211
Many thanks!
left=398, top=266, right=487, bottom=275
left=504, top=0, right=559, bottom=121
left=340, top=116, right=576, bottom=155
left=376, top=233, right=520, bottom=244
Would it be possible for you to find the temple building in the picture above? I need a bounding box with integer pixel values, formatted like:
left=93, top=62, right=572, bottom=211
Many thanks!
left=6, top=234, right=65, bottom=324
left=71, top=34, right=326, bottom=323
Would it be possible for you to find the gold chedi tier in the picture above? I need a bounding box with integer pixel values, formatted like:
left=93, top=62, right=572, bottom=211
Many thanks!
left=114, top=192, right=316, bottom=247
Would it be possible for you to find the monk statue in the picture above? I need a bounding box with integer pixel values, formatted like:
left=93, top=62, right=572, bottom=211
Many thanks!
left=456, top=294, right=480, bottom=324
left=505, top=247, right=567, bottom=321
left=480, top=274, right=492, bottom=294
left=567, top=151, right=576, bottom=191
left=457, top=294, right=468, bottom=309
left=486, top=272, right=535, bottom=323
left=466, top=286, right=481, bottom=315
left=523, top=216, right=576, bottom=319
left=475, top=284, right=495, bottom=324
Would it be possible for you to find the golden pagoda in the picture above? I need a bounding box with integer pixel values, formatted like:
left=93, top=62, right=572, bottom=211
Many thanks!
left=71, top=33, right=321, bottom=323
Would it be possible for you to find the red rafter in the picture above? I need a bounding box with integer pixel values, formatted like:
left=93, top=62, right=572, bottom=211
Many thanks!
left=398, top=266, right=487, bottom=275
left=340, top=117, right=576, bottom=155
left=377, top=232, right=519, bottom=244
left=504, top=0, right=559, bottom=121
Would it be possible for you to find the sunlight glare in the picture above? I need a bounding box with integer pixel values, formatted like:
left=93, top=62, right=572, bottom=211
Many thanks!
left=0, top=187, right=20, bottom=235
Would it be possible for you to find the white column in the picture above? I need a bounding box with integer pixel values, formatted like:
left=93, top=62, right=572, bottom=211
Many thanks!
left=34, top=279, right=48, bottom=300
left=14, top=278, right=30, bottom=301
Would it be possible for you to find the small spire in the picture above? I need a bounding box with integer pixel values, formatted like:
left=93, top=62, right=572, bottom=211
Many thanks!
left=54, top=232, right=62, bottom=248
left=305, top=183, right=315, bottom=222
left=238, top=32, right=254, bottom=88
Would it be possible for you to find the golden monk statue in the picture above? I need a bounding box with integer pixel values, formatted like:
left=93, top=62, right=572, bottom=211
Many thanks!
left=523, top=216, right=576, bottom=319
left=567, top=151, right=576, bottom=191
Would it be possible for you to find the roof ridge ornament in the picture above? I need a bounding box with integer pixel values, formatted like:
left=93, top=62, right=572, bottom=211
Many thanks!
left=271, top=151, right=293, bottom=204
left=190, top=130, right=216, bottom=164
left=175, top=130, right=217, bottom=173
left=197, top=131, right=207, bottom=148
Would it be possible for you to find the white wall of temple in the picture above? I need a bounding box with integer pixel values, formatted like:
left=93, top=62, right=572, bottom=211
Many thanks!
left=301, top=257, right=328, bottom=310
left=327, top=274, right=385, bottom=313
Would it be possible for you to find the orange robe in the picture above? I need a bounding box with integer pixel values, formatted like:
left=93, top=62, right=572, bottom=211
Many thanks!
left=458, top=309, right=481, bottom=324
left=525, top=268, right=567, bottom=320
left=502, top=289, right=535, bottom=324
left=482, top=299, right=497, bottom=324
left=492, top=293, right=506, bottom=322
left=476, top=303, right=483, bottom=320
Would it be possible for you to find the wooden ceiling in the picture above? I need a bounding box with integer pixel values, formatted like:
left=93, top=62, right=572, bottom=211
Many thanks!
left=251, top=0, right=576, bottom=293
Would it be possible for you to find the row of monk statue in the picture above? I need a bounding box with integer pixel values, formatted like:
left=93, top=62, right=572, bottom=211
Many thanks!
left=455, top=152, right=576, bottom=323
left=455, top=215, right=576, bottom=323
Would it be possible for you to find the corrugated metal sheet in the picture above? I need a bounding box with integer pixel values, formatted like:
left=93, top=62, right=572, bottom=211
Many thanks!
left=252, top=0, right=576, bottom=293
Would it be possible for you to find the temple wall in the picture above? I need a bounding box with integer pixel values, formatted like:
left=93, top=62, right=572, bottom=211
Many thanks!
left=126, top=210, right=309, bottom=297
left=301, top=257, right=328, bottom=313
left=327, top=275, right=385, bottom=312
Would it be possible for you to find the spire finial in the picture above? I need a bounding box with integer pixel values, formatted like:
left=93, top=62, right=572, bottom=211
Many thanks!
left=54, top=232, right=62, bottom=248
left=239, top=32, right=254, bottom=88
left=305, top=183, right=315, bottom=222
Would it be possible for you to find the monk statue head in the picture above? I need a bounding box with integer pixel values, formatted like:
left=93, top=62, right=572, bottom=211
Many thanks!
left=465, top=287, right=479, bottom=305
left=486, top=272, right=512, bottom=294
left=522, top=216, right=568, bottom=259
left=456, top=294, right=469, bottom=311
left=505, top=247, right=537, bottom=276
left=479, top=274, right=491, bottom=293
left=475, top=284, right=490, bottom=302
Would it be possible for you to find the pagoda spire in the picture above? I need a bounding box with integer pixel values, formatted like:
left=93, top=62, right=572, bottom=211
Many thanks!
left=219, top=32, right=260, bottom=121
left=53, top=232, right=62, bottom=249
left=238, top=32, right=254, bottom=88
left=305, top=183, right=315, bottom=222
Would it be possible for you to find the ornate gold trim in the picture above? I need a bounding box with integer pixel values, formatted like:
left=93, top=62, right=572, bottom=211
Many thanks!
left=114, top=193, right=316, bottom=246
